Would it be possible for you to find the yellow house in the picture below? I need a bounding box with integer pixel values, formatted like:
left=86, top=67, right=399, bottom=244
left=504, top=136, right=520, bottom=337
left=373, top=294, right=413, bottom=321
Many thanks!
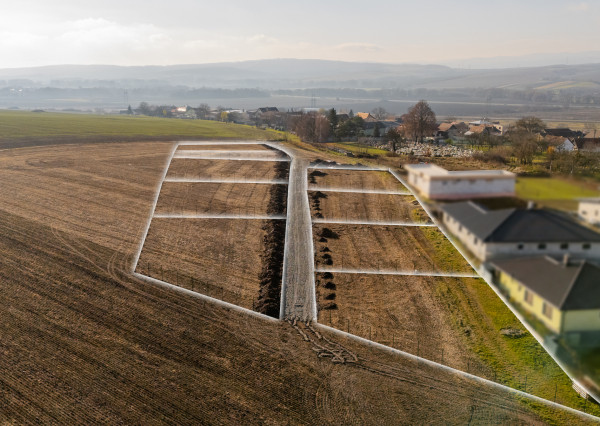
left=491, top=256, right=600, bottom=340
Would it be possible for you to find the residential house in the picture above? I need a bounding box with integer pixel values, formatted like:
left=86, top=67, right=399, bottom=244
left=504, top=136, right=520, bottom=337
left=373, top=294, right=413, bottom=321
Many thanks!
left=404, top=164, right=515, bottom=201
left=579, top=198, right=600, bottom=225
left=436, top=121, right=468, bottom=140
left=543, top=128, right=585, bottom=140
left=441, top=201, right=600, bottom=262
left=491, top=255, right=600, bottom=344
left=576, top=137, right=600, bottom=152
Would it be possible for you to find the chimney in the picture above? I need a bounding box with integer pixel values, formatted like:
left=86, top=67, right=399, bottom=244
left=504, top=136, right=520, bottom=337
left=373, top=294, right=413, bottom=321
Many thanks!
left=527, top=200, right=535, bottom=210
left=562, top=253, right=570, bottom=267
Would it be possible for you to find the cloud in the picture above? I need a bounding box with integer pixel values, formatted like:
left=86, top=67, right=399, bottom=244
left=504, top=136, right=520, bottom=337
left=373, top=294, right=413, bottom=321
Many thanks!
left=334, top=43, right=384, bottom=52
left=568, top=2, right=589, bottom=11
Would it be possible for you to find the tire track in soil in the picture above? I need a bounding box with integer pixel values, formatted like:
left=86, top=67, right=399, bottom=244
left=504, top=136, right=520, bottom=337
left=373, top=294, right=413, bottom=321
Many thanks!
left=287, top=321, right=550, bottom=423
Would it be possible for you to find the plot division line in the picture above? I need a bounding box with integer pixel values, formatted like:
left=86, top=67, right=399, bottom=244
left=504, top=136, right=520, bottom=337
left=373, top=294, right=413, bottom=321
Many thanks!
left=163, top=177, right=289, bottom=185
left=312, top=219, right=435, bottom=226
left=153, top=213, right=287, bottom=220
left=315, top=267, right=479, bottom=278
left=308, top=187, right=412, bottom=195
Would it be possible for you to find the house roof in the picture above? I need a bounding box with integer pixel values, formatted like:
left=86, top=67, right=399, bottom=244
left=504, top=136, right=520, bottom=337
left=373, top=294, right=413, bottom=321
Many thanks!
left=438, top=123, right=455, bottom=132
left=356, top=112, right=373, bottom=120
left=544, top=128, right=583, bottom=139
left=491, top=256, right=600, bottom=310
left=441, top=201, right=600, bottom=243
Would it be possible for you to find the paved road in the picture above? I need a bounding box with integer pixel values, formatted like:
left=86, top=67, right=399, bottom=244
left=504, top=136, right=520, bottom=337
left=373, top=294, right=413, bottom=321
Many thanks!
left=278, top=154, right=317, bottom=321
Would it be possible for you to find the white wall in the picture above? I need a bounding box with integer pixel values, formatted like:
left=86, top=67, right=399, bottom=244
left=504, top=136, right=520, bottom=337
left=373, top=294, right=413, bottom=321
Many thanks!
left=428, top=177, right=514, bottom=199
left=579, top=202, right=600, bottom=225
left=443, top=213, right=600, bottom=261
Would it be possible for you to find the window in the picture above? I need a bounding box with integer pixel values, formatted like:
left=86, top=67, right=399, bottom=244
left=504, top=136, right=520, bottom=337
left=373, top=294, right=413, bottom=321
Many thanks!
left=458, top=225, right=462, bottom=232
left=542, top=302, right=553, bottom=319
left=474, top=237, right=479, bottom=244
left=524, top=290, right=534, bottom=305
left=517, top=243, right=524, bottom=250
left=560, top=243, right=569, bottom=250
left=581, top=210, right=588, bottom=215
left=583, top=243, right=591, bottom=250
left=538, top=243, right=546, bottom=250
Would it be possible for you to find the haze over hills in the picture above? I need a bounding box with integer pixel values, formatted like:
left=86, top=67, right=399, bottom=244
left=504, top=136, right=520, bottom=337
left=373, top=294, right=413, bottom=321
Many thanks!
left=1, top=59, right=600, bottom=119
left=1, top=59, right=600, bottom=91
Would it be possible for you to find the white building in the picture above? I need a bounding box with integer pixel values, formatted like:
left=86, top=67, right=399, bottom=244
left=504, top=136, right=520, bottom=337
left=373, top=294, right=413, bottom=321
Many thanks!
left=404, top=164, right=515, bottom=200
left=441, top=201, right=600, bottom=262
left=579, top=198, right=600, bottom=225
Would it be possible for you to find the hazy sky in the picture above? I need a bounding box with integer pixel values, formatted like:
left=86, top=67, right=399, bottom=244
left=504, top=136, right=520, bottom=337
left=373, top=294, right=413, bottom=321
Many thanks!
left=1, top=1, right=599, bottom=68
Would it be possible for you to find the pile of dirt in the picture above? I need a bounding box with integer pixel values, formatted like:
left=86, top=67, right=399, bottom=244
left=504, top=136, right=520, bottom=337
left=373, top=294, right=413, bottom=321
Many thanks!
left=255, top=162, right=289, bottom=317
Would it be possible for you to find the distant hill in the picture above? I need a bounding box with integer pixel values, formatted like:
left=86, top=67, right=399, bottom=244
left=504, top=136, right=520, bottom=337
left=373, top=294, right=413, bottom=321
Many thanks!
left=1, top=59, right=600, bottom=91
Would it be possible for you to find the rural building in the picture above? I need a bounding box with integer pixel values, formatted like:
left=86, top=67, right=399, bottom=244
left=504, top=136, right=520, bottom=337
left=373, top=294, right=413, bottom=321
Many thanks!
left=404, top=164, right=515, bottom=200
left=441, top=201, right=600, bottom=262
left=491, top=255, right=600, bottom=344
left=579, top=198, right=600, bottom=225
left=436, top=121, right=468, bottom=140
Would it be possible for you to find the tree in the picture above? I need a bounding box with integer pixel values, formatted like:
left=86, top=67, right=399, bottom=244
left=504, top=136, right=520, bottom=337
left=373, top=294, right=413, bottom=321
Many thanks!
left=220, top=111, right=228, bottom=122
left=371, top=107, right=388, bottom=120
left=196, top=103, right=211, bottom=119
left=337, top=116, right=365, bottom=139
left=515, top=116, right=545, bottom=135
left=328, top=108, right=339, bottom=140
left=373, top=122, right=381, bottom=138
left=384, top=127, right=404, bottom=152
left=510, top=129, right=538, bottom=165
left=291, top=112, right=330, bottom=143
left=403, top=100, right=437, bottom=142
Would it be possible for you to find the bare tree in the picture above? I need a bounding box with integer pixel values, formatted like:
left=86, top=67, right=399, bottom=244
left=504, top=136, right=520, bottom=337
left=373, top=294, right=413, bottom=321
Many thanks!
left=384, top=127, right=405, bottom=152
left=515, top=116, right=545, bottom=134
left=371, top=107, right=388, bottom=120
left=403, top=100, right=437, bottom=142
left=195, top=103, right=211, bottom=119
left=510, top=129, right=538, bottom=165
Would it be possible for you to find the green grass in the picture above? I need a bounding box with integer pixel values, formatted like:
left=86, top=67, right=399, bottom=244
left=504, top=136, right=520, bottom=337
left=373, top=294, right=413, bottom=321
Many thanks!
left=435, top=277, right=600, bottom=419
left=333, top=142, right=389, bottom=156
left=0, top=110, right=282, bottom=143
left=516, top=177, right=600, bottom=211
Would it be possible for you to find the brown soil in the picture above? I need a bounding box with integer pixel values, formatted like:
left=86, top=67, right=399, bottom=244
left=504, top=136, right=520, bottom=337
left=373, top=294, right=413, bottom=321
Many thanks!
left=155, top=182, right=286, bottom=216
left=309, top=191, right=430, bottom=223
left=136, top=218, right=267, bottom=310
left=166, top=158, right=289, bottom=180
left=315, top=273, right=481, bottom=372
left=313, top=224, right=474, bottom=273
left=309, top=169, right=407, bottom=191
left=0, top=140, right=587, bottom=424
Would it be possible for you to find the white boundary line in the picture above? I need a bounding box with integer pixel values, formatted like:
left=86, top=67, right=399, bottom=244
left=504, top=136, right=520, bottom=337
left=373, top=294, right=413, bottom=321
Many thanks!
left=312, top=219, right=435, bottom=226
left=131, top=143, right=179, bottom=272
left=133, top=272, right=278, bottom=323
left=153, top=213, right=286, bottom=220
left=308, top=165, right=386, bottom=171
left=388, top=167, right=600, bottom=408
left=308, top=187, right=412, bottom=195
left=173, top=154, right=290, bottom=162
left=315, top=267, right=479, bottom=278
left=164, top=177, right=288, bottom=184
left=316, top=323, right=600, bottom=422
left=178, top=141, right=272, bottom=146
left=175, top=149, right=277, bottom=154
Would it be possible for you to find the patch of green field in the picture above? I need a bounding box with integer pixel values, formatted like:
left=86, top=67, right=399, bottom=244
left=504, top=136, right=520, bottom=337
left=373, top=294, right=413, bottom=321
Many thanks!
left=334, top=142, right=389, bottom=156
left=436, top=276, right=600, bottom=418
left=516, top=177, right=600, bottom=210
left=535, top=81, right=600, bottom=91
left=0, top=110, right=282, bottom=143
